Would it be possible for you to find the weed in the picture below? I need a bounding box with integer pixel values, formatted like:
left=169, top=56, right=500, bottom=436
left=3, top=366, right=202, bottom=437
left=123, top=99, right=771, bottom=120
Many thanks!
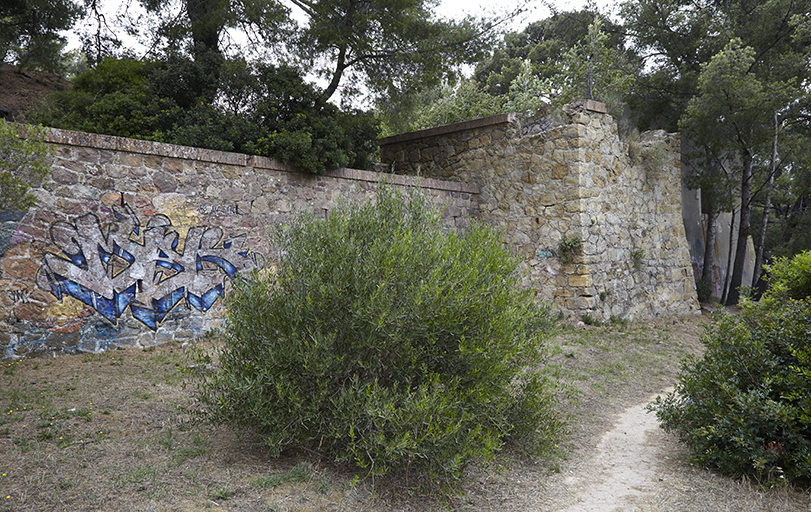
left=630, top=249, right=645, bottom=269
left=159, top=428, right=174, bottom=451
left=57, top=434, right=73, bottom=448
left=609, top=315, right=628, bottom=328
left=251, top=462, right=312, bottom=489
left=172, top=432, right=211, bottom=464
left=162, top=371, right=182, bottom=386
left=133, top=388, right=152, bottom=400
left=315, top=478, right=331, bottom=494
left=558, top=233, right=582, bottom=264
left=67, top=408, right=92, bottom=421
left=580, top=314, right=603, bottom=326
left=207, top=486, right=235, bottom=500
left=115, top=464, right=163, bottom=487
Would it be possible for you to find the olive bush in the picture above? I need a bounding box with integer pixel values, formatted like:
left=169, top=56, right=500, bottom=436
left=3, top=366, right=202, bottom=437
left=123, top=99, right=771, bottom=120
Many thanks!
left=0, top=120, right=53, bottom=210
left=191, top=184, right=563, bottom=484
left=651, top=251, right=811, bottom=483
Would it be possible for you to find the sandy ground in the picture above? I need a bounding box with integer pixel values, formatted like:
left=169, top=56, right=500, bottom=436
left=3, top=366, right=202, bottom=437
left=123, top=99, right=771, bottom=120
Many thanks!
left=554, top=389, right=673, bottom=512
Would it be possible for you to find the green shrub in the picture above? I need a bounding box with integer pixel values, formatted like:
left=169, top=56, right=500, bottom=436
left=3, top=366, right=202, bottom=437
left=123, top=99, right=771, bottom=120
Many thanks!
left=651, top=250, right=811, bottom=483
left=763, top=250, right=811, bottom=300
left=32, top=57, right=378, bottom=174
left=190, top=183, right=563, bottom=484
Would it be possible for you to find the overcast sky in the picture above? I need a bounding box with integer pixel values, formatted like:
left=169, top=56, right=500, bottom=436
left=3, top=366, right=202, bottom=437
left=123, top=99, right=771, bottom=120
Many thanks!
left=437, top=0, right=620, bottom=28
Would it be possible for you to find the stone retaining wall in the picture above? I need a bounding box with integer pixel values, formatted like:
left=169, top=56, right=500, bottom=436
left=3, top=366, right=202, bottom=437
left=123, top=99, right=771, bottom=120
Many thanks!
left=1, top=128, right=477, bottom=358
left=2, top=102, right=700, bottom=358
left=380, top=101, right=700, bottom=320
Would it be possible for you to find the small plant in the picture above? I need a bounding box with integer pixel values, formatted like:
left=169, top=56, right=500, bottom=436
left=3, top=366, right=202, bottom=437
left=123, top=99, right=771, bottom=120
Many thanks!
left=558, top=234, right=582, bottom=264
left=207, top=486, right=235, bottom=501
left=580, top=314, right=598, bottom=326
left=641, top=139, right=669, bottom=178
left=599, top=290, right=610, bottom=302
left=609, top=315, right=628, bottom=328
left=159, top=428, right=174, bottom=451
left=630, top=249, right=645, bottom=269
left=251, top=463, right=312, bottom=489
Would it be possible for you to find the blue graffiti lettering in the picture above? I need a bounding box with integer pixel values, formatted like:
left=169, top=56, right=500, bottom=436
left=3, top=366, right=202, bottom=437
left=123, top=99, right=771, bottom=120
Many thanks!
left=37, top=203, right=261, bottom=330
left=537, top=246, right=557, bottom=260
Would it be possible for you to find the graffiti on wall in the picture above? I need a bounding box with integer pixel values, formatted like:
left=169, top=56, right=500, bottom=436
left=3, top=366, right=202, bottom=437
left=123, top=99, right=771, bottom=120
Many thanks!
left=36, top=203, right=261, bottom=330
left=1, top=210, right=27, bottom=257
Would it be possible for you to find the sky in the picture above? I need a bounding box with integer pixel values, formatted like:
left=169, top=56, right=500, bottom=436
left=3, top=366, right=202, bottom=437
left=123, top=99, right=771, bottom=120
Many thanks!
left=68, top=0, right=620, bottom=56
left=436, top=0, right=620, bottom=28
left=64, top=0, right=620, bottom=103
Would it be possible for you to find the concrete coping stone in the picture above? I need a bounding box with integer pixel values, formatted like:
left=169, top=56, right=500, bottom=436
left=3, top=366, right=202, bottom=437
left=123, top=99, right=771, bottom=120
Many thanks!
left=328, top=168, right=479, bottom=194
left=41, top=127, right=478, bottom=195
left=378, top=113, right=518, bottom=146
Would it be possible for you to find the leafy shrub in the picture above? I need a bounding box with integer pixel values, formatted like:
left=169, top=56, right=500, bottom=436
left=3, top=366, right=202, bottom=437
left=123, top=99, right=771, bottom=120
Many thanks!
left=651, top=250, right=811, bottom=483
left=0, top=120, right=53, bottom=210
left=31, top=57, right=379, bottom=174
left=764, top=251, right=811, bottom=301
left=190, top=184, right=563, bottom=484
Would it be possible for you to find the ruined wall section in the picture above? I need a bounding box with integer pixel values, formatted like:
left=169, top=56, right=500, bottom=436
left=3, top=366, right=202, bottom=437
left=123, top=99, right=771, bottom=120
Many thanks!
left=380, top=102, right=699, bottom=321
left=1, top=129, right=478, bottom=358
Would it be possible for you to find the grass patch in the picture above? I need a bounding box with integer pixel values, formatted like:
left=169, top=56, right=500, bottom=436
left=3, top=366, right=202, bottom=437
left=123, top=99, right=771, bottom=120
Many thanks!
left=251, top=463, right=313, bottom=489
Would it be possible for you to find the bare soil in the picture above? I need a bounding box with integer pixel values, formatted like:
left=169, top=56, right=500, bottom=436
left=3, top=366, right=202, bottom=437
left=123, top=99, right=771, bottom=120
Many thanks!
left=0, top=62, right=70, bottom=122
left=1, top=314, right=809, bottom=511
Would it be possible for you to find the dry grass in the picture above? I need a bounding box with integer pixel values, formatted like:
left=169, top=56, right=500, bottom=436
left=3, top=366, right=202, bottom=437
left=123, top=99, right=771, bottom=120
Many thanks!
left=1, top=314, right=809, bottom=511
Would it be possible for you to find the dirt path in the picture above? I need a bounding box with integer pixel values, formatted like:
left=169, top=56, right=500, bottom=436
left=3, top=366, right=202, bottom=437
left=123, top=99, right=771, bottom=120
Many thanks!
left=553, top=390, right=673, bottom=512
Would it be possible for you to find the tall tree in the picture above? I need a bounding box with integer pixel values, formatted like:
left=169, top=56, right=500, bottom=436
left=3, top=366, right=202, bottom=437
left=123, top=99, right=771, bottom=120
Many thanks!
left=0, top=0, right=84, bottom=72
left=473, top=9, right=629, bottom=97
left=138, top=0, right=291, bottom=60
left=291, top=0, right=496, bottom=101
left=681, top=40, right=797, bottom=305
left=131, top=0, right=498, bottom=103
left=623, top=0, right=811, bottom=303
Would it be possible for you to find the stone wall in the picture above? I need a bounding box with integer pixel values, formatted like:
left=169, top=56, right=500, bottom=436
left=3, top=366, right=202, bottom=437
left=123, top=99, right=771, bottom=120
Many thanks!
left=1, top=128, right=478, bottom=358
left=380, top=100, right=700, bottom=321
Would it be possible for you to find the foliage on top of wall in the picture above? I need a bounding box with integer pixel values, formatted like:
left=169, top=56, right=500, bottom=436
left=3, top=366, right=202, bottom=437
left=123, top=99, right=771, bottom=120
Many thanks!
left=0, top=120, right=53, bottom=210
left=627, top=131, right=670, bottom=179
left=29, top=57, right=379, bottom=175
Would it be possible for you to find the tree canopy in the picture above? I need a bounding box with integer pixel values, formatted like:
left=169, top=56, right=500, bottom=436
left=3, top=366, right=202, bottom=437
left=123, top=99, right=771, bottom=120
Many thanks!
left=31, top=56, right=378, bottom=174
left=0, top=0, right=84, bottom=73
left=623, top=0, right=811, bottom=303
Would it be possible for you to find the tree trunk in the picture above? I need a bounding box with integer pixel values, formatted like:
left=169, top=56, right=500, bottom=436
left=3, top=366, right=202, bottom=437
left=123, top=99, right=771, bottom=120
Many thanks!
left=702, top=206, right=719, bottom=293
left=753, top=112, right=778, bottom=286
left=721, top=207, right=736, bottom=304
left=726, top=149, right=753, bottom=305
left=185, top=0, right=226, bottom=57
left=323, top=45, right=348, bottom=101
